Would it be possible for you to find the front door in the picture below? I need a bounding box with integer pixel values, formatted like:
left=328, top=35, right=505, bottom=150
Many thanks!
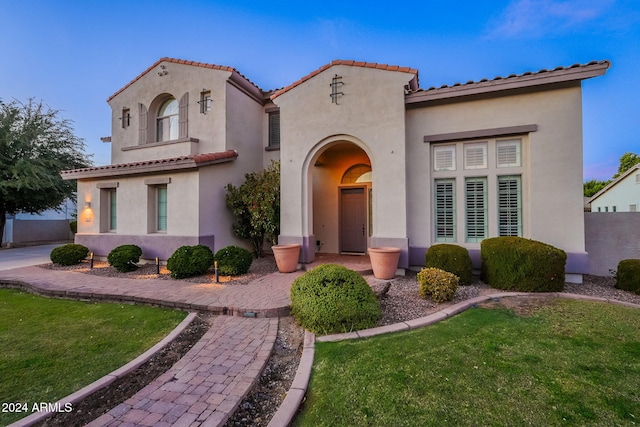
left=340, top=187, right=367, bottom=253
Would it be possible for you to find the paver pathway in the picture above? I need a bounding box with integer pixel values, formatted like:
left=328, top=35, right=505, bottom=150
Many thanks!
left=0, top=266, right=299, bottom=317
left=86, top=316, right=278, bottom=427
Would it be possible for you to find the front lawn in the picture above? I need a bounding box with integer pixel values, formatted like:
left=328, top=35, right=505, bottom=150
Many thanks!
left=295, top=299, right=640, bottom=426
left=0, top=289, right=186, bottom=425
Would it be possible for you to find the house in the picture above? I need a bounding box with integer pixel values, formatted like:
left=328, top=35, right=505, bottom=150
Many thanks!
left=588, top=164, right=640, bottom=212
left=62, top=57, right=609, bottom=282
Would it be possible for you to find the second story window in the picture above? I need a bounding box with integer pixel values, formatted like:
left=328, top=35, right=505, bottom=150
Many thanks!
left=157, top=98, right=179, bottom=142
left=121, top=108, right=130, bottom=129
left=200, top=90, right=212, bottom=114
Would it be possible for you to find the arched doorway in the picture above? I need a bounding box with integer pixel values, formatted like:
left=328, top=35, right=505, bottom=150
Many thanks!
left=309, top=141, right=372, bottom=254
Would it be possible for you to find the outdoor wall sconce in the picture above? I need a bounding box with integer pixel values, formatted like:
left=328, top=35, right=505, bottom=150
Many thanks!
left=84, top=202, right=91, bottom=209
left=330, top=74, right=344, bottom=104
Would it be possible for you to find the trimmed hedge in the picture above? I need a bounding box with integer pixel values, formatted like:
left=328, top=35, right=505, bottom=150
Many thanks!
left=214, top=246, right=253, bottom=276
left=417, top=267, right=459, bottom=303
left=107, top=244, right=142, bottom=273
left=615, top=259, right=640, bottom=294
left=167, top=245, right=214, bottom=279
left=481, top=237, right=566, bottom=292
left=290, top=264, right=381, bottom=335
left=50, top=244, right=89, bottom=266
left=425, top=244, right=473, bottom=285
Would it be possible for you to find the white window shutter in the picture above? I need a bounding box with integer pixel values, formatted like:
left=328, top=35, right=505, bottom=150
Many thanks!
left=497, top=140, right=521, bottom=167
left=435, top=179, right=456, bottom=241
left=465, top=177, right=487, bottom=242
left=433, top=146, right=456, bottom=171
left=464, top=143, right=487, bottom=169
left=498, top=176, right=522, bottom=236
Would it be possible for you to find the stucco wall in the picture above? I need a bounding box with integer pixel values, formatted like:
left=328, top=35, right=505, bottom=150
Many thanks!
left=591, top=170, right=640, bottom=212
left=9, top=219, right=72, bottom=245
left=108, top=61, right=232, bottom=164
left=405, top=84, right=586, bottom=266
left=585, top=212, right=640, bottom=276
left=274, top=65, right=415, bottom=262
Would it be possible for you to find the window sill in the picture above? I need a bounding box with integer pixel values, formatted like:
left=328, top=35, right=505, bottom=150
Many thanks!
left=122, top=137, right=199, bottom=152
left=265, top=145, right=280, bottom=152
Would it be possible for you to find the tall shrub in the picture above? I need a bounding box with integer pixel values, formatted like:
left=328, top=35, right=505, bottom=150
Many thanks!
left=225, top=161, right=280, bottom=257
left=481, top=237, right=566, bottom=292
left=425, top=244, right=473, bottom=285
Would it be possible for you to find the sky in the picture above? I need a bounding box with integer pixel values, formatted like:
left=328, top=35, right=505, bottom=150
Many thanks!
left=1, top=0, right=638, bottom=180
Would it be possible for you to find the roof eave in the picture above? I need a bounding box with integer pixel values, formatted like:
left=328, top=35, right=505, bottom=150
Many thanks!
left=588, top=164, right=640, bottom=203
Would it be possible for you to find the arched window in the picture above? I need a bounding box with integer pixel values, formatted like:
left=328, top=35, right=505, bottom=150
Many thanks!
left=341, top=164, right=372, bottom=184
left=157, top=98, right=179, bottom=142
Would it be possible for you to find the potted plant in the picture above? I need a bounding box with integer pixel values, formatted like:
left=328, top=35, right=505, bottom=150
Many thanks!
left=368, top=246, right=401, bottom=279
left=272, top=244, right=301, bottom=273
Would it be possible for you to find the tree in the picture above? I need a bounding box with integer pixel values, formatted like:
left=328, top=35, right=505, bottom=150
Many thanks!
left=0, top=99, right=92, bottom=242
left=583, top=179, right=610, bottom=197
left=613, top=152, right=640, bottom=178
left=225, top=161, right=280, bottom=257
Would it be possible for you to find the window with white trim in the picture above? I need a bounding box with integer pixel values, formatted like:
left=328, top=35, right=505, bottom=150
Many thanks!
left=464, top=142, right=487, bottom=169
left=434, top=179, right=456, bottom=242
left=465, top=177, right=488, bottom=242
left=433, top=145, right=456, bottom=171
left=157, top=98, right=179, bottom=142
left=496, top=139, right=521, bottom=168
left=497, top=175, right=522, bottom=236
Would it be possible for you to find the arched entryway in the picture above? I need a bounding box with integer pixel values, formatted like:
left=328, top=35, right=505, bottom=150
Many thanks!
left=307, top=139, right=373, bottom=255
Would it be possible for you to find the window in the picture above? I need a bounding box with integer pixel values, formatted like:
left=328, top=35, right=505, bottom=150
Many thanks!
left=199, top=90, right=212, bottom=114
left=433, top=145, right=456, bottom=171
left=435, top=179, right=456, bottom=242
left=156, top=186, right=167, bottom=231
left=342, top=164, right=372, bottom=184
left=465, top=177, right=487, bottom=242
left=612, top=206, right=617, bottom=212
left=464, top=143, right=487, bottom=169
left=121, top=108, right=130, bottom=129
left=498, top=176, right=522, bottom=236
left=496, top=139, right=521, bottom=167
left=268, top=111, right=280, bottom=148
left=597, top=207, right=602, bottom=212
left=157, top=98, right=179, bottom=142
left=605, top=206, right=609, bottom=212
left=630, top=204, right=637, bottom=212
left=108, top=189, right=117, bottom=231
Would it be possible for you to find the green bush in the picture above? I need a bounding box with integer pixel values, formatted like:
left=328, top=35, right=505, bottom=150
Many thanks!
left=417, top=267, right=459, bottom=303
left=107, top=244, right=142, bottom=273
left=214, top=246, right=253, bottom=276
left=425, top=244, right=473, bottom=285
left=50, top=244, right=89, bottom=266
left=167, top=245, right=214, bottom=279
left=290, top=264, right=381, bottom=335
left=615, top=259, right=640, bottom=294
left=481, top=237, right=566, bottom=292
left=69, top=220, right=77, bottom=234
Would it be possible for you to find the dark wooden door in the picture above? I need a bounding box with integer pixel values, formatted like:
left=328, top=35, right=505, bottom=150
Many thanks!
left=340, top=187, right=366, bottom=253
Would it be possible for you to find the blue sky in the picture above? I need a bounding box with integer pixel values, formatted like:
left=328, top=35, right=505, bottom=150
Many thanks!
left=1, top=0, right=638, bottom=180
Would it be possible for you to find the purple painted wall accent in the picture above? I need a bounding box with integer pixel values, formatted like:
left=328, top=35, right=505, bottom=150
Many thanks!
left=74, top=234, right=215, bottom=261
left=585, top=212, right=640, bottom=276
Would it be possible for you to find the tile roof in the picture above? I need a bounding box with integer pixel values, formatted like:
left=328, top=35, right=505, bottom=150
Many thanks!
left=107, top=58, right=263, bottom=102
left=406, top=60, right=610, bottom=105
left=270, top=59, right=419, bottom=100
left=61, top=150, right=238, bottom=180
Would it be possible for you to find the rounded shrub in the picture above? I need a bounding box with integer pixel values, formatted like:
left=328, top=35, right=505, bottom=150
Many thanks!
left=615, top=259, right=640, bottom=295
left=417, top=267, right=459, bottom=303
left=290, top=264, right=382, bottom=335
left=425, top=244, right=473, bottom=285
left=107, top=244, right=142, bottom=273
left=481, top=237, right=566, bottom=292
left=214, top=246, right=253, bottom=276
left=167, top=245, right=214, bottom=279
left=50, top=244, right=89, bottom=266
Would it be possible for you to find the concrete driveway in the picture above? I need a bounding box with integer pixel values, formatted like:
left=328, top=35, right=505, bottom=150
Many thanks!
left=0, top=244, right=63, bottom=270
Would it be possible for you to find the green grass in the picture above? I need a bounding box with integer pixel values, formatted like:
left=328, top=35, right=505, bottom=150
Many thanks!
left=0, top=289, right=186, bottom=425
left=295, top=299, right=640, bottom=426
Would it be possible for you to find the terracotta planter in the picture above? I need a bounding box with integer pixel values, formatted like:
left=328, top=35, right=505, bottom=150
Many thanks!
left=368, top=247, right=401, bottom=280
left=272, top=244, right=301, bottom=273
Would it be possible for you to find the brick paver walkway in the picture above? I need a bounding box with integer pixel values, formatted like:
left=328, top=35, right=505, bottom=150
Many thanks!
left=86, top=316, right=278, bottom=427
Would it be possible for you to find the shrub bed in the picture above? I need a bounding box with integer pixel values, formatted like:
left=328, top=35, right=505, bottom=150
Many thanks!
left=290, top=264, right=381, bottom=335
left=481, top=237, right=566, bottom=292
left=167, top=245, right=214, bottom=279
left=417, top=267, right=459, bottom=303
left=50, top=244, right=89, bottom=266
left=214, top=246, right=253, bottom=276
left=425, top=244, right=473, bottom=285
left=107, top=245, right=142, bottom=273
left=615, top=259, right=640, bottom=294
